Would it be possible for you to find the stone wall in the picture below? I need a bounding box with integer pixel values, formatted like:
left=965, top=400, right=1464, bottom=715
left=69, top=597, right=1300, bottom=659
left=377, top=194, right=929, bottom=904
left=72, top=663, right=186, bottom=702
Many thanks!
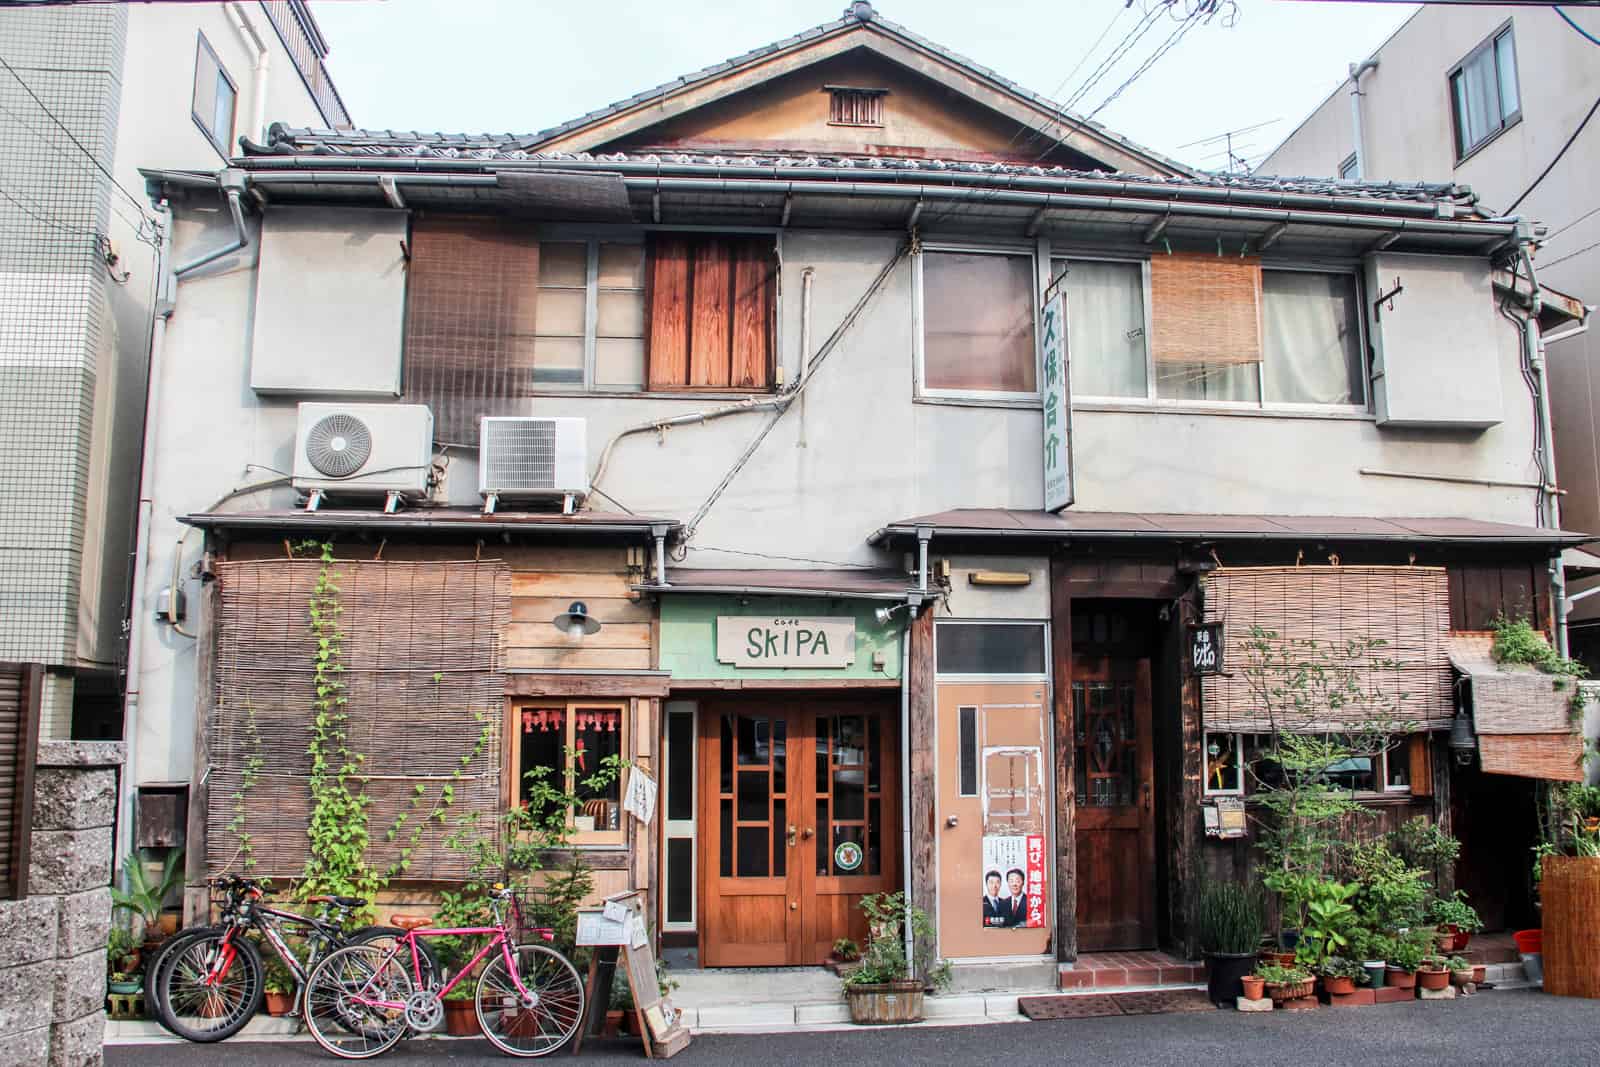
left=0, top=741, right=122, bottom=1066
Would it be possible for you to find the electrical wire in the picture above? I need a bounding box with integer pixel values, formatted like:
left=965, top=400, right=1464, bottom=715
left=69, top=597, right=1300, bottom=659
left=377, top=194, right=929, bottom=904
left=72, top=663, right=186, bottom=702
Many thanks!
left=1556, top=6, right=1600, bottom=49
left=1537, top=237, right=1600, bottom=273
left=1546, top=204, right=1600, bottom=243
left=1504, top=93, right=1600, bottom=214
left=1008, top=1, right=1132, bottom=155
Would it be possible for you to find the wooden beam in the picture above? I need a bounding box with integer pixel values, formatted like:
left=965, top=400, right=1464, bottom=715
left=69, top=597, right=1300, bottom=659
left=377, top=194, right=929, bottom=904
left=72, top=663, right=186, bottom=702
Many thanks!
left=1172, top=578, right=1205, bottom=958
left=185, top=578, right=220, bottom=922
left=504, top=673, right=671, bottom=698
left=1049, top=555, right=1077, bottom=961
left=908, top=606, right=938, bottom=968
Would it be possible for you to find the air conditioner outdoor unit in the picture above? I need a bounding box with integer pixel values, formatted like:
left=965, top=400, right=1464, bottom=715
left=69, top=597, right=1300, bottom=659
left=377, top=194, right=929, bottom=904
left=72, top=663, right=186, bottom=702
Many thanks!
left=479, top=417, right=589, bottom=513
left=292, top=402, right=433, bottom=511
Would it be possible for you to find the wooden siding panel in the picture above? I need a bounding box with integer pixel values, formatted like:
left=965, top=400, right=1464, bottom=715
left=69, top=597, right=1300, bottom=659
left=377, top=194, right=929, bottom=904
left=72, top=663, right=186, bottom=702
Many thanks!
left=504, top=622, right=651, bottom=650
left=506, top=648, right=653, bottom=670
left=509, top=573, right=634, bottom=599
left=689, top=242, right=733, bottom=386
left=510, top=596, right=651, bottom=625
left=647, top=236, right=691, bottom=388
left=730, top=242, right=773, bottom=389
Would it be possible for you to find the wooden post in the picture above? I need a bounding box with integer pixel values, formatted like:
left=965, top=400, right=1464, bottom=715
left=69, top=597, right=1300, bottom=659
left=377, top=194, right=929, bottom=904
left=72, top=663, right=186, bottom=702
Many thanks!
left=907, top=606, right=937, bottom=964
left=1171, top=578, right=1205, bottom=958
left=1049, top=554, right=1077, bottom=962
left=184, top=568, right=221, bottom=926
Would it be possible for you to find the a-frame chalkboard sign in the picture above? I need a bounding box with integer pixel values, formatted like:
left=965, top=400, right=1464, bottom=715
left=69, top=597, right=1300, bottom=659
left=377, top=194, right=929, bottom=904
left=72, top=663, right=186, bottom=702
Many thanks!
left=573, top=891, right=690, bottom=1058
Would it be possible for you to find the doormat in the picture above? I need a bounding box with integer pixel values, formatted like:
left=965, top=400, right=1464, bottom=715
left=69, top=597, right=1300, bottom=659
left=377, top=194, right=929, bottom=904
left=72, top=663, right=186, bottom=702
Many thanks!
left=1019, top=989, right=1215, bottom=1021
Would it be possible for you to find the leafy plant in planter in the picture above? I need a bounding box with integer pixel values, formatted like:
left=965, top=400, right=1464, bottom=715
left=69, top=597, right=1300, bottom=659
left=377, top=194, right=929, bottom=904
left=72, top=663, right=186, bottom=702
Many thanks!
left=1253, top=962, right=1313, bottom=1001
left=831, top=938, right=862, bottom=963
left=842, top=892, right=949, bottom=1025
left=1313, top=955, right=1363, bottom=995
left=1195, top=881, right=1265, bottom=1006
left=1295, top=880, right=1357, bottom=971
left=111, top=849, right=185, bottom=944
left=1347, top=839, right=1430, bottom=936
left=262, top=954, right=297, bottom=1016
left=105, top=925, right=140, bottom=978
left=1382, top=929, right=1432, bottom=987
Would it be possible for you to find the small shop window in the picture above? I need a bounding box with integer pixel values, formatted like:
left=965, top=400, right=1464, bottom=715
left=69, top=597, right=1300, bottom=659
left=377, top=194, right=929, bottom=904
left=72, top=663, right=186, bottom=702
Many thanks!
left=935, top=622, right=1047, bottom=676
left=918, top=249, right=1038, bottom=398
left=1203, top=732, right=1243, bottom=796
left=510, top=702, right=627, bottom=846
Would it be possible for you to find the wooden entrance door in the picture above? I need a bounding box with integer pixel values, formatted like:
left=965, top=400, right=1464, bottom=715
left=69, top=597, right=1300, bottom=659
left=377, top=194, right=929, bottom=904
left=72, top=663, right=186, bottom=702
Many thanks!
left=1072, top=657, right=1156, bottom=951
left=698, top=699, right=898, bottom=966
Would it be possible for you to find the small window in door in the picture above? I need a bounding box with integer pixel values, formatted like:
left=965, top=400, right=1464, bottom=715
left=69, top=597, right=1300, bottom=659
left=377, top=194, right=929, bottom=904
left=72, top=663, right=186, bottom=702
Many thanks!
left=935, top=623, right=1047, bottom=675
left=958, top=707, right=978, bottom=796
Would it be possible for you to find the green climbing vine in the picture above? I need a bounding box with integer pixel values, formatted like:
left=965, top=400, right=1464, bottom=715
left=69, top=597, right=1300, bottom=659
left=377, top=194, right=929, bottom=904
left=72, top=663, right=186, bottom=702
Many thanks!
left=226, top=701, right=264, bottom=871
left=296, top=540, right=380, bottom=902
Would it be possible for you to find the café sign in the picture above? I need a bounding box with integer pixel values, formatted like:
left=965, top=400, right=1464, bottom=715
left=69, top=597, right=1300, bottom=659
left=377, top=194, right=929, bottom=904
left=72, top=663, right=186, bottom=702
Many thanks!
left=716, top=616, right=856, bottom=669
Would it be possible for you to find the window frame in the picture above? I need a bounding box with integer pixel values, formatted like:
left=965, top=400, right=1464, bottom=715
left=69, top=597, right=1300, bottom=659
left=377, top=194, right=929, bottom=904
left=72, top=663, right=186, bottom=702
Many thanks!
left=914, top=243, right=1044, bottom=406
left=1202, top=731, right=1245, bottom=797
left=506, top=698, right=629, bottom=849
left=1256, top=263, right=1371, bottom=413
left=531, top=234, right=647, bottom=393
left=1050, top=254, right=1155, bottom=403
left=1338, top=153, right=1359, bottom=181
left=191, top=32, right=237, bottom=159
left=1448, top=21, right=1522, bottom=164
left=1213, top=731, right=1416, bottom=799
left=660, top=700, right=697, bottom=931
left=932, top=619, right=1050, bottom=682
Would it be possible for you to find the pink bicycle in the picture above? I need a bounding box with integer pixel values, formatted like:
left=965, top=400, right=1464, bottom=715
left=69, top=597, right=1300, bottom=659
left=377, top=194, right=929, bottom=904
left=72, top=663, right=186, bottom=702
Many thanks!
left=301, top=886, right=585, bottom=1059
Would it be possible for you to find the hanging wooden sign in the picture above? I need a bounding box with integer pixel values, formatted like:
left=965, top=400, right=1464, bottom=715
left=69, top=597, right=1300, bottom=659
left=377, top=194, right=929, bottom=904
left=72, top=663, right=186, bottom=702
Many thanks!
left=1188, top=622, right=1224, bottom=676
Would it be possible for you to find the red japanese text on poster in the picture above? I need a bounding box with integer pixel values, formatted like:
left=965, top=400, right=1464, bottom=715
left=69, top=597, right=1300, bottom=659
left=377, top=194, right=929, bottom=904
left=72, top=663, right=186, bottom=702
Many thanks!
left=980, top=833, right=1047, bottom=929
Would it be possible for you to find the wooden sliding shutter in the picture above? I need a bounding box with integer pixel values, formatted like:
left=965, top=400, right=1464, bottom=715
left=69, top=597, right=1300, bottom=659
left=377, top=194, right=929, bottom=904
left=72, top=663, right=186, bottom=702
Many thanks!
left=1149, top=252, right=1263, bottom=366
left=0, top=663, right=42, bottom=901
left=647, top=235, right=774, bottom=390
left=404, top=215, right=540, bottom=445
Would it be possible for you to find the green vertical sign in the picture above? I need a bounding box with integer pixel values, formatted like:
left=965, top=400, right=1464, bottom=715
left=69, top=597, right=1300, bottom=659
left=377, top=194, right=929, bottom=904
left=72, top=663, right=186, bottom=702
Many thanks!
left=1040, top=287, right=1071, bottom=512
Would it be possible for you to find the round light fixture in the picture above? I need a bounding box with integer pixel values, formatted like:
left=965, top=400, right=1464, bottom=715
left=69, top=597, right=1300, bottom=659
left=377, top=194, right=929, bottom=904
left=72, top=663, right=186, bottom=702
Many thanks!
left=553, top=601, right=601, bottom=638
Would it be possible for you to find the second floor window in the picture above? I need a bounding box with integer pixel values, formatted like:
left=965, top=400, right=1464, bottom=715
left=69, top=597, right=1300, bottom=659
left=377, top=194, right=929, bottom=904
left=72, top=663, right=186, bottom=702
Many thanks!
left=192, top=34, right=237, bottom=156
left=918, top=249, right=1038, bottom=398
left=1450, top=25, right=1520, bottom=160
left=1055, top=254, right=1365, bottom=410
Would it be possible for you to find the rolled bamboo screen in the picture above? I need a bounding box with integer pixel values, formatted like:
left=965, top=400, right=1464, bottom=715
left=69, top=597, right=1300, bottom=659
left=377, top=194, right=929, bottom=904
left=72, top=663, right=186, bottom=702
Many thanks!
left=208, top=559, right=510, bottom=880
left=1202, top=566, right=1452, bottom=733
left=1541, top=856, right=1600, bottom=998
left=1478, top=734, right=1585, bottom=781
left=1149, top=253, right=1263, bottom=366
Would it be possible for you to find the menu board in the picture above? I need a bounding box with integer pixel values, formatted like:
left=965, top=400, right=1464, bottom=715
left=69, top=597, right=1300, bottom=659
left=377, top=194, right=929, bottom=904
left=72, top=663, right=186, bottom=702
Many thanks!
left=575, top=892, right=690, bottom=1059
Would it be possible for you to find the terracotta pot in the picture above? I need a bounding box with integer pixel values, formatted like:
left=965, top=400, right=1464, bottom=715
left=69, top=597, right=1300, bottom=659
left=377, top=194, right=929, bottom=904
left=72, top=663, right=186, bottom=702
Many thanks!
left=1471, top=965, right=1487, bottom=984
left=1417, top=967, right=1450, bottom=991
left=1240, top=976, right=1266, bottom=1001
left=603, top=1009, right=624, bottom=1038
left=1450, top=969, right=1474, bottom=988
left=1322, top=975, right=1356, bottom=996
left=1385, top=967, right=1417, bottom=989
left=444, top=998, right=481, bottom=1037
left=264, top=991, right=295, bottom=1017
left=1259, top=950, right=1296, bottom=969
left=1264, top=978, right=1314, bottom=1002
left=845, top=980, right=925, bottom=1025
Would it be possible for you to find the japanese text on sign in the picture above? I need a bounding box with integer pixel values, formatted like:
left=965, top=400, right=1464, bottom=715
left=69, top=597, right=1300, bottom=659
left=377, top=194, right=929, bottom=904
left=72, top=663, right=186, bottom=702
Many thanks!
left=1040, top=287, right=1071, bottom=512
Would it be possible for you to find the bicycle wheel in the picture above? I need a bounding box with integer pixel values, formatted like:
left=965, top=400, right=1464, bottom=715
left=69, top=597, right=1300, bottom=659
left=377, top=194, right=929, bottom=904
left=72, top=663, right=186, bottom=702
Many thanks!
left=349, top=925, right=440, bottom=988
left=143, top=926, right=220, bottom=1029
left=156, top=930, right=264, bottom=1042
left=303, top=944, right=413, bottom=1060
left=475, top=943, right=586, bottom=1058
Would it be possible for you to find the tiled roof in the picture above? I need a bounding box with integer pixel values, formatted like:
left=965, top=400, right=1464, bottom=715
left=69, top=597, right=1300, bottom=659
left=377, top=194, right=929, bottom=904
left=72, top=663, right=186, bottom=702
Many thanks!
left=241, top=136, right=1475, bottom=209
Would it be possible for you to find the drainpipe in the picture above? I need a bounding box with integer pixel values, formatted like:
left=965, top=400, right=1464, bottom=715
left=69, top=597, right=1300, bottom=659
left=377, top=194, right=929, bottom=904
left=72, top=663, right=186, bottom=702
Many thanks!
left=176, top=171, right=249, bottom=278
left=900, top=604, right=916, bottom=975
left=1518, top=239, right=1569, bottom=656
left=227, top=2, right=271, bottom=144
left=797, top=267, right=814, bottom=447
left=1347, top=58, right=1379, bottom=179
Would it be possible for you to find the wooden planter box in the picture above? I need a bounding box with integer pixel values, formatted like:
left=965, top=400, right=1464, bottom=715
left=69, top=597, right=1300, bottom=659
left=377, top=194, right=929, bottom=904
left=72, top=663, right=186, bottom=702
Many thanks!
left=1542, top=855, right=1600, bottom=999
left=444, top=999, right=482, bottom=1037
left=845, top=980, right=925, bottom=1024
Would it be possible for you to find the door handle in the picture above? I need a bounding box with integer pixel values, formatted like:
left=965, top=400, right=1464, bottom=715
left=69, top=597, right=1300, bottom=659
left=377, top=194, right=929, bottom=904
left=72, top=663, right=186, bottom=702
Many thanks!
left=1142, top=782, right=1152, bottom=812
left=787, top=824, right=798, bottom=847
left=802, top=827, right=815, bottom=840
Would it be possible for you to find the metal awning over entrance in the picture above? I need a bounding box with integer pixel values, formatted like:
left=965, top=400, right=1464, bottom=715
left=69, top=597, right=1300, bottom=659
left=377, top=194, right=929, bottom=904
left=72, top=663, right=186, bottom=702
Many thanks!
left=871, top=509, right=1596, bottom=549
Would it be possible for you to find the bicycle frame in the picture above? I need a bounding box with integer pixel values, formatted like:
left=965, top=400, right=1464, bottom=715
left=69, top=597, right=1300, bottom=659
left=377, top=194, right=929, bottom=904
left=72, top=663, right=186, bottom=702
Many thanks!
left=359, top=924, right=537, bottom=1009
left=202, top=894, right=349, bottom=990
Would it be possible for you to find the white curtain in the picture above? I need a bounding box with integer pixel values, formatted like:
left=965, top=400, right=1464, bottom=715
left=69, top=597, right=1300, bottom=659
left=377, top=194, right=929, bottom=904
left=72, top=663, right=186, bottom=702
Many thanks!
left=1156, top=360, right=1260, bottom=402
left=1063, top=260, right=1147, bottom=398
left=1262, top=271, right=1363, bottom=405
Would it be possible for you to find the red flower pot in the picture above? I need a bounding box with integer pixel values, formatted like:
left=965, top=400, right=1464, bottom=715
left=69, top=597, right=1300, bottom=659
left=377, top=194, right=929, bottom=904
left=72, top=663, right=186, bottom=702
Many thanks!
left=1417, top=967, right=1450, bottom=991
left=1322, top=975, right=1356, bottom=996
left=1385, top=967, right=1417, bottom=989
left=1241, top=976, right=1266, bottom=1000
left=264, top=991, right=295, bottom=1017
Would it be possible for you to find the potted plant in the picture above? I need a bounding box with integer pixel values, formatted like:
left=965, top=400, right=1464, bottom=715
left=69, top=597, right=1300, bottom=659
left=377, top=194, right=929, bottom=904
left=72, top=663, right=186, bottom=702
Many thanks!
left=1254, top=963, right=1313, bottom=1003
left=1417, top=955, right=1451, bottom=991
left=1314, top=956, right=1363, bottom=996
left=1444, top=955, right=1474, bottom=988
left=262, top=955, right=296, bottom=1016
left=842, top=892, right=948, bottom=1025
left=1429, top=892, right=1482, bottom=953
left=1240, top=973, right=1266, bottom=1001
left=1385, top=931, right=1429, bottom=989
left=110, top=849, right=185, bottom=947
left=105, top=926, right=140, bottom=980
left=1346, top=927, right=1385, bottom=988
left=1196, top=881, right=1266, bottom=1008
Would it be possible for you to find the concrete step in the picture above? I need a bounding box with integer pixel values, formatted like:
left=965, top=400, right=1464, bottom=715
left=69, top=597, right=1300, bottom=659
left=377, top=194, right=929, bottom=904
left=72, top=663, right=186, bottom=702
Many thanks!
left=1483, top=961, right=1534, bottom=989
left=946, top=960, right=1059, bottom=993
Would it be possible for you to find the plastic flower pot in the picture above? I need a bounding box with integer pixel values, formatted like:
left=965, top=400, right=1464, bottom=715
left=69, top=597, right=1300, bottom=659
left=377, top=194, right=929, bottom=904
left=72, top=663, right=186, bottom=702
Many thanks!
left=1521, top=953, right=1544, bottom=985
left=264, top=991, right=295, bottom=1016
left=1322, top=975, right=1356, bottom=996
left=1450, top=968, right=1474, bottom=988
left=1362, top=961, right=1387, bottom=988
left=1417, top=966, right=1450, bottom=991
left=1204, top=952, right=1256, bottom=1008
left=1471, top=965, right=1487, bottom=984
left=1385, top=967, right=1417, bottom=990
left=1240, top=975, right=1266, bottom=1001
left=1513, top=929, right=1543, bottom=955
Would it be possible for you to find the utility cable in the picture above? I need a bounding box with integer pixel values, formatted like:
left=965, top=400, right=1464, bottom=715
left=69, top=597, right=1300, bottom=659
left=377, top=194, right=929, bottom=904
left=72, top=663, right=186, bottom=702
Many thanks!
left=1537, top=237, right=1600, bottom=273
left=1556, top=6, right=1600, bottom=49
left=1009, top=2, right=1131, bottom=155
left=1504, top=92, right=1600, bottom=214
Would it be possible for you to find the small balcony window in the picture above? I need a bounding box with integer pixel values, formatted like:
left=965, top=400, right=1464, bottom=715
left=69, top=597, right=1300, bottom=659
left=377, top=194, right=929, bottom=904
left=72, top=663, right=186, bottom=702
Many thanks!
left=1450, top=25, right=1521, bottom=160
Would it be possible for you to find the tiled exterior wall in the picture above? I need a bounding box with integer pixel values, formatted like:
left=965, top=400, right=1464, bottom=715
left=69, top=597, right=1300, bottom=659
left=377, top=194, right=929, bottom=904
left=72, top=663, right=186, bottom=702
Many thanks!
left=0, top=7, right=126, bottom=672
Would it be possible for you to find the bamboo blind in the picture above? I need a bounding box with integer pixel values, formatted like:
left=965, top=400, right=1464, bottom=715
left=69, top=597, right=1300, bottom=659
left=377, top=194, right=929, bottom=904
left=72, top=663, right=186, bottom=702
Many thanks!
left=403, top=215, right=541, bottom=445
left=1149, top=252, right=1263, bottom=365
left=1202, top=566, right=1452, bottom=733
left=208, top=559, right=510, bottom=880
left=1478, top=733, right=1584, bottom=782
left=1448, top=633, right=1580, bottom=735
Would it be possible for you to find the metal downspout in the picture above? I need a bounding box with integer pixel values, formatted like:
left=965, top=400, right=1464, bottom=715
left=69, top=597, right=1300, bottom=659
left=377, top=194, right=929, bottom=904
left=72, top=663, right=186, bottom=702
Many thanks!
left=1347, top=59, right=1378, bottom=179
left=226, top=2, right=270, bottom=143
left=1520, top=242, right=1568, bottom=656
left=900, top=604, right=915, bottom=976
left=176, top=177, right=248, bottom=278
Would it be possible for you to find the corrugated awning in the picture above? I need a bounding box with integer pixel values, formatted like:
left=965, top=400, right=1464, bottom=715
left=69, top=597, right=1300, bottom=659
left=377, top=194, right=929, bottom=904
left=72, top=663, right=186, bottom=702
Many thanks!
left=871, top=509, right=1595, bottom=548
left=1448, top=633, right=1586, bottom=782
left=640, top=568, right=918, bottom=601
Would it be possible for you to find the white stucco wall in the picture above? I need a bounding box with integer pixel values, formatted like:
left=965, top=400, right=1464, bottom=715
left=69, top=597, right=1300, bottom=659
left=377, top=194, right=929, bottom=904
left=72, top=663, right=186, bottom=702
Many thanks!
left=130, top=213, right=1549, bottom=787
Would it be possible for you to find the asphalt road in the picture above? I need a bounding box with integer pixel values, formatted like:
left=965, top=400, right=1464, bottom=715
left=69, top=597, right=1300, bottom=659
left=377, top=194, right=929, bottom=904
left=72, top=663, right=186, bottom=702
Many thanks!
left=107, top=989, right=1600, bottom=1067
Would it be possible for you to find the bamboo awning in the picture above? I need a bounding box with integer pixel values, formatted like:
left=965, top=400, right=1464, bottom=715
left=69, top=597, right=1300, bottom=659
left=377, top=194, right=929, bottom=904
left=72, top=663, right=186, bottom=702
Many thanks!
left=207, top=558, right=510, bottom=880
left=1202, top=565, right=1453, bottom=734
left=1448, top=633, right=1587, bottom=782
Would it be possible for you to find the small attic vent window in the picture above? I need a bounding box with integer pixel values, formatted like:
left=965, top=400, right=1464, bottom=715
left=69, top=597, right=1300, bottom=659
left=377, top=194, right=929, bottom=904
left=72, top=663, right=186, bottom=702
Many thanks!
left=826, top=85, right=887, bottom=127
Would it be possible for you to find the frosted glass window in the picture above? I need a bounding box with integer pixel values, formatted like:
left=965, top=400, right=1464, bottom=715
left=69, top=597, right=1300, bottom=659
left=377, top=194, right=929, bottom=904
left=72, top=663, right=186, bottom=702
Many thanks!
left=1262, top=271, right=1364, bottom=406
left=539, top=243, right=587, bottom=286
left=1054, top=259, right=1147, bottom=398
left=532, top=240, right=645, bottom=391
left=921, top=251, right=1037, bottom=395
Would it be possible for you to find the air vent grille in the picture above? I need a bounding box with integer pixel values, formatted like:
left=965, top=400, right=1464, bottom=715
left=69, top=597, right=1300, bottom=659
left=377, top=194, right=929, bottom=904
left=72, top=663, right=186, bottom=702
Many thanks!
left=484, top=419, right=557, bottom=490
left=305, top=413, right=373, bottom=477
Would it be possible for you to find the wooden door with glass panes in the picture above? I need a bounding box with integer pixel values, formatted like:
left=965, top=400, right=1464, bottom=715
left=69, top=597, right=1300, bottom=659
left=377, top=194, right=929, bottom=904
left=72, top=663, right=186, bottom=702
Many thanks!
left=1072, top=658, right=1155, bottom=950
left=698, top=698, right=898, bottom=966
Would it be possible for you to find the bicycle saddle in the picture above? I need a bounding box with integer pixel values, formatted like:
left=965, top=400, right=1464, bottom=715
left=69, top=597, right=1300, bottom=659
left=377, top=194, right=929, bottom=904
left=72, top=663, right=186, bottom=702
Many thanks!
left=309, top=895, right=367, bottom=909
left=391, top=915, right=432, bottom=930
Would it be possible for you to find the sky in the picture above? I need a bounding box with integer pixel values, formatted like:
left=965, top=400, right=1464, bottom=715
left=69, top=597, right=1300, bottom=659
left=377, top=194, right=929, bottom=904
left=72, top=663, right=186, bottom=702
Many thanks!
left=308, top=0, right=1421, bottom=173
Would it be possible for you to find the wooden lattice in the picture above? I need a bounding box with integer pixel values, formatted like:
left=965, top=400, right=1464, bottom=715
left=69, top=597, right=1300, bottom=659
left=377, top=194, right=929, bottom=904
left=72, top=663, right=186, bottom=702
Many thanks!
left=1202, top=566, right=1452, bottom=733
left=207, top=558, right=509, bottom=880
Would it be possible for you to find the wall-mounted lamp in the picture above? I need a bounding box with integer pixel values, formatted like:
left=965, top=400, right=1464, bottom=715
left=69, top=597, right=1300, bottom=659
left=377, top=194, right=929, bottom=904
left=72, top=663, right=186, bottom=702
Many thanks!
left=874, top=602, right=914, bottom=625
left=1447, top=708, right=1477, bottom=766
left=967, top=570, right=1031, bottom=587
left=553, top=601, right=601, bottom=639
